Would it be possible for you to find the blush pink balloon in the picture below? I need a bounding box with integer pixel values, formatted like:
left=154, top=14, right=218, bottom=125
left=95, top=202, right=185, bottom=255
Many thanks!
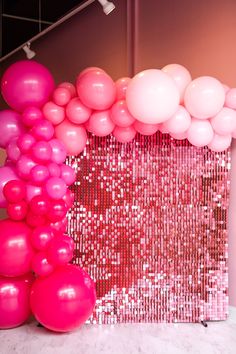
left=110, top=100, right=135, bottom=127
left=55, top=120, right=87, bottom=156
left=45, top=177, right=67, bottom=200
left=30, top=165, right=50, bottom=185
left=0, top=273, right=34, bottom=329
left=134, top=121, right=159, bottom=135
left=31, top=252, right=54, bottom=277
left=49, top=139, right=67, bottom=164
left=222, top=84, right=230, bottom=94
left=170, top=131, right=188, bottom=140
left=76, top=70, right=116, bottom=110
left=31, top=226, right=55, bottom=251
left=162, top=105, right=191, bottom=134
left=113, top=125, right=137, bottom=143
left=0, top=166, right=19, bottom=208
left=42, top=101, right=65, bottom=125
left=208, top=134, right=232, bottom=152
left=25, top=184, right=42, bottom=202
left=0, top=110, right=25, bottom=148
left=126, top=69, right=180, bottom=124
left=58, top=82, right=76, bottom=98
left=187, top=118, right=214, bottom=147
left=6, top=138, right=21, bottom=162
left=211, top=107, right=236, bottom=135
left=60, top=164, right=76, bottom=186
left=1, top=60, right=55, bottom=112
left=32, top=141, right=52, bottom=163
left=31, top=119, right=54, bottom=141
left=22, top=106, right=43, bottom=127
left=16, top=155, right=37, bottom=180
left=184, top=76, right=225, bottom=119
left=30, top=264, right=96, bottom=332
left=87, top=110, right=115, bottom=137
left=17, top=133, right=36, bottom=153
left=66, top=97, right=91, bottom=124
left=162, top=63, right=192, bottom=103
left=225, top=88, right=236, bottom=109
left=115, top=77, right=131, bottom=100
left=53, top=87, right=71, bottom=106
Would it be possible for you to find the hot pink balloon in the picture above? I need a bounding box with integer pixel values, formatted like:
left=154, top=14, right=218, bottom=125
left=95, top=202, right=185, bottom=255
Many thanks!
left=7, top=200, right=28, bottom=221
left=76, top=70, right=116, bottom=110
left=30, top=264, right=96, bottom=332
left=0, top=110, right=25, bottom=148
left=162, top=64, right=192, bottom=103
left=47, top=235, right=74, bottom=266
left=58, top=82, right=76, bottom=98
left=30, top=165, right=50, bottom=185
left=31, top=141, right=52, bottom=163
left=29, top=195, right=51, bottom=216
left=1, top=60, right=55, bottom=112
left=0, top=166, right=19, bottom=208
left=115, top=77, right=131, bottom=100
left=110, top=100, right=135, bottom=127
left=31, top=119, right=54, bottom=141
left=16, top=154, right=37, bottom=180
left=26, top=211, right=46, bottom=228
left=47, top=199, right=68, bottom=222
left=47, top=162, right=61, bottom=177
left=63, top=190, right=74, bottom=208
left=187, top=119, right=214, bottom=147
left=31, top=226, right=55, bottom=251
left=6, top=138, right=21, bottom=162
left=49, top=138, right=67, bottom=164
left=3, top=179, right=26, bottom=203
left=208, top=134, right=232, bottom=152
left=87, top=110, right=115, bottom=137
left=22, top=106, right=43, bottom=126
left=50, top=216, right=68, bottom=234
left=66, top=97, right=91, bottom=124
left=184, top=76, right=225, bottom=119
left=53, top=87, right=71, bottom=106
left=25, top=184, right=42, bottom=202
left=126, top=69, right=180, bottom=124
left=45, top=177, right=67, bottom=200
left=60, top=164, right=76, bottom=186
left=17, top=133, right=36, bottom=153
left=162, top=105, right=191, bottom=134
left=211, top=107, right=236, bottom=135
left=134, top=121, right=159, bottom=135
left=42, top=101, right=65, bottom=125
left=55, top=120, right=87, bottom=156
left=113, top=125, right=136, bottom=143
left=31, top=252, right=54, bottom=277
left=225, top=88, right=236, bottom=109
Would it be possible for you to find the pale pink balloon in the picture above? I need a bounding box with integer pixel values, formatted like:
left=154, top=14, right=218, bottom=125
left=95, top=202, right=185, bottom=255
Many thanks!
left=126, top=69, right=180, bottom=124
left=162, top=64, right=192, bottom=103
left=222, top=84, right=230, bottom=94
left=58, top=82, right=76, bottom=98
left=211, top=107, right=236, bottom=135
left=170, top=131, right=188, bottom=140
left=22, top=106, right=43, bottom=127
left=66, top=97, right=91, bottom=124
left=76, top=70, right=116, bottom=110
left=115, top=77, right=131, bottom=100
left=87, top=110, right=115, bottom=137
left=184, top=76, right=225, bottom=119
left=162, top=105, right=191, bottom=134
left=110, top=100, right=135, bottom=127
left=113, top=126, right=136, bottom=143
left=43, top=101, right=65, bottom=125
left=53, top=87, right=71, bottom=106
left=26, top=184, right=42, bottom=202
left=187, top=119, right=214, bottom=147
left=225, top=88, right=236, bottom=109
left=134, top=121, right=159, bottom=136
left=208, top=134, right=232, bottom=152
left=55, top=120, right=87, bottom=156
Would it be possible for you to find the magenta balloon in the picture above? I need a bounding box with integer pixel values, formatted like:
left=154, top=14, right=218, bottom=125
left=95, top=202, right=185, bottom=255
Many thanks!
left=7, top=200, right=28, bottom=221
left=47, top=235, right=74, bottom=266
left=31, top=226, right=55, bottom=251
left=60, top=164, right=76, bottom=186
left=22, top=106, right=43, bottom=127
left=55, top=120, right=87, bottom=156
left=113, top=125, right=137, bottom=143
left=0, top=219, right=34, bottom=277
left=3, top=179, right=26, bottom=203
left=0, top=110, right=25, bottom=148
left=0, top=166, right=19, bottom=208
left=49, top=138, right=67, bottom=164
left=62, top=190, right=74, bottom=208
left=43, top=101, right=65, bottom=125
left=17, top=133, right=36, bottom=153
left=32, top=141, right=52, bottom=163
left=45, top=177, right=67, bottom=200
left=66, top=97, right=92, bottom=124
left=50, top=217, right=68, bottom=234
left=0, top=273, right=34, bottom=329
left=6, top=138, right=21, bottom=162
left=53, top=87, right=71, bottom=106
left=29, top=194, right=51, bottom=215
left=16, top=154, right=37, bottom=180
left=31, top=252, right=54, bottom=277
left=26, top=211, right=46, bottom=228
left=1, top=60, right=55, bottom=112
left=30, top=264, right=96, bottom=332
left=30, top=165, right=50, bottom=185
left=115, top=77, right=131, bottom=100
left=47, top=162, right=61, bottom=177
left=134, top=121, right=159, bottom=136
left=31, top=119, right=54, bottom=141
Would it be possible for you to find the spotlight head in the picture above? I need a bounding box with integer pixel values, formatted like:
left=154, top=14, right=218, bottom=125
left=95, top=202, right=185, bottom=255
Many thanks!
left=97, top=0, right=115, bottom=15
left=22, top=42, right=36, bottom=59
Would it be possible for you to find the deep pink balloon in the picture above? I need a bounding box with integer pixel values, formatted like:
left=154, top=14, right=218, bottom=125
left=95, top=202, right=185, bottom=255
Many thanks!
left=49, top=139, right=67, bottom=164
left=47, top=162, right=61, bottom=177
left=26, top=211, right=47, bottom=228
left=66, top=97, right=91, bottom=124
left=113, top=125, right=137, bottom=143
left=6, top=138, right=21, bottom=162
left=87, top=110, right=115, bottom=137
left=30, top=165, right=50, bottom=185
left=30, top=264, right=96, bottom=332
left=3, top=179, right=26, bottom=203
left=50, top=216, right=68, bottom=234
left=55, top=120, right=87, bottom=156
left=32, top=140, right=52, bottom=163
left=0, top=219, right=34, bottom=277
left=25, top=184, right=42, bottom=202
left=31, top=226, right=55, bottom=251
left=16, top=154, right=37, bottom=180
left=60, top=164, right=76, bottom=186
left=1, top=60, right=55, bottom=112
left=134, top=121, right=159, bottom=135
left=43, top=101, right=65, bottom=125
left=0, top=166, right=19, bottom=208
left=53, top=87, right=71, bottom=106
left=58, top=82, right=76, bottom=98
left=47, top=199, right=68, bottom=222
left=29, top=195, right=51, bottom=215
left=17, top=133, right=36, bottom=153
left=115, top=77, right=131, bottom=100
left=47, top=235, right=74, bottom=266
left=7, top=200, right=28, bottom=221
left=45, top=177, right=67, bottom=200
left=0, top=110, right=25, bottom=148
left=22, top=106, right=43, bottom=126
left=31, top=252, right=54, bottom=277
left=31, top=119, right=54, bottom=141
left=62, top=190, right=74, bottom=208
left=0, top=273, right=34, bottom=329
left=110, top=100, right=135, bottom=127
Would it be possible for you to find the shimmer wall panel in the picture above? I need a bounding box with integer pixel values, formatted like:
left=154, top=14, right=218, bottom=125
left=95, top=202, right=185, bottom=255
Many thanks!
left=67, top=133, right=230, bottom=323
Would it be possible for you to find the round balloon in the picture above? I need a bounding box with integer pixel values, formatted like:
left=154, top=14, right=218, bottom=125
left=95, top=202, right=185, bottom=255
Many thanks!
left=0, top=166, right=19, bottom=208
left=0, top=110, right=25, bottom=148
left=187, top=119, right=214, bottom=147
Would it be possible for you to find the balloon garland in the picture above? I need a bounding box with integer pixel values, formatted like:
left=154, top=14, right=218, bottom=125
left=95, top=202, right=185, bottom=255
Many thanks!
left=0, top=60, right=235, bottom=332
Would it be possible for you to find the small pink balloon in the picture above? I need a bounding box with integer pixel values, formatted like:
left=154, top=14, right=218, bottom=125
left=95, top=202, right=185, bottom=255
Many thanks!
left=49, top=138, right=67, bottom=164
left=170, top=131, right=188, bottom=140
left=43, top=101, right=65, bottom=125
left=0, top=110, right=25, bottom=148
left=225, top=88, right=236, bottom=109
left=31, top=119, right=54, bottom=141
left=62, top=190, right=74, bottom=208
left=53, top=87, right=71, bottom=106
left=7, top=200, right=28, bottom=221
left=87, top=110, right=115, bottom=137
left=60, top=164, right=76, bottom=186
left=30, top=165, right=50, bottom=185
left=76, top=70, right=116, bottom=110
left=22, top=106, right=43, bottom=127
left=211, top=107, right=236, bottom=135
left=47, top=235, right=74, bottom=266
left=187, top=118, right=214, bottom=147
left=17, top=133, right=36, bottom=153
left=26, top=184, right=42, bottom=202
left=32, top=141, right=52, bottom=163
left=50, top=216, right=68, bottom=234
left=45, top=177, right=67, bottom=200
left=113, top=125, right=136, bottom=143
left=47, top=199, right=68, bottom=222
left=47, top=162, right=61, bottom=177
left=110, top=100, right=135, bottom=127
left=32, top=252, right=54, bottom=277
left=31, top=226, right=55, bottom=251
left=16, top=155, right=37, bottom=180
left=134, top=121, right=159, bottom=135
left=208, top=134, right=232, bottom=152
left=6, top=138, right=21, bottom=162
left=162, top=105, right=191, bottom=134
left=29, top=194, right=51, bottom=215
left=66, top=97, right=91, bottom=124
left=55, top=120, right=87, bottom=156
left=3, top=179, right=26, bottom=203
left=115, top=77, right=131, bottom=100
left=58, top=82, right=76, bottom=98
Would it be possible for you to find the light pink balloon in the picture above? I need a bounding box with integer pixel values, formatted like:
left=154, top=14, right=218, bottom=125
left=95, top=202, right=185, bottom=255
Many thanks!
left=162, top=105, right=191, bottom=134
left=134, top=121, right=159, bottom=136
left=26, top=184, right=42, bottom=202
left=58, top=82, right=76, bottom=98
left=0, top=110, right=25, bottom=148
left=76, top=70, right=116, bottom=110
left=87, top=110, right=115, bottom=137
left=66, top=97, right=91, bottom=124
left=55, top=120, right=87, bottom=156
left=43, top=101, right=65, bottom=125
left=113, top=126, right=136, bottom=143
left=225, top=88, right=236, bottom=109
left=187, top=118, right=214, bottom=147
left=222, top=84, right=230, bottom=94
left=53, top=87, right=71, bottom=106
left=170, top=131, right=188, bottom=140
left=208, top=134, right=232, bottom=152
left=126, top=69, right=180, bottom=124
left=49, top=139, right=67, bottom=164
left=22, top=106, right=43, bottom=127
left=211, top=107, right=236, bottom=135
left=110, top=100, right=135, bottom=127
left=184, top=76, right=225, bottom=119
left=162, top=64, right=192, bottom=103
left=115, top=77, right=131, bottom=100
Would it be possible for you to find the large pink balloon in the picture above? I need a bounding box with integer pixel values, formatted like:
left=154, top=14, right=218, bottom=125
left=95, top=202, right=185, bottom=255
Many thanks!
left=55, top=119, right=87, bottom=156
left=0, top=219, right=34, bottom=277
left=126, top=69, right=180, bottom=124
left=211, top=107, right=236, bottom=135
left=87, top=110, right=115, bottom=137
left=76, top=70, right=116, bottom=110
left=0, top=166, right=19, bottom=208
left=162, top=105, right=191, bottom=134
left=30, top=264, right=96, bottom=332
left=0, top=110, right=25, bottom=148
left=187, top=119, right=214, bottom=147
left=162, top=64, right=192, bottom=103
left=208, top=134, right=232, bottom=152
left=184, top=76, right=225, bottom=119
left=1, top=60, right=55, bottom=112
left=0, top=273, right=34, bottom=329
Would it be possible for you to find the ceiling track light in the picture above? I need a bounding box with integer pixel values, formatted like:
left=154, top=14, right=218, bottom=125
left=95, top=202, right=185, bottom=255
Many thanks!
left=22, top=42, right=36, bottom=59
left=97, top=0, right=116, bottom=15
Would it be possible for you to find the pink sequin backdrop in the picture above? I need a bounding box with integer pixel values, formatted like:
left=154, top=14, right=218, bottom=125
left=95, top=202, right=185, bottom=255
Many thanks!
left=67, top=132, right=230, bottom=323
